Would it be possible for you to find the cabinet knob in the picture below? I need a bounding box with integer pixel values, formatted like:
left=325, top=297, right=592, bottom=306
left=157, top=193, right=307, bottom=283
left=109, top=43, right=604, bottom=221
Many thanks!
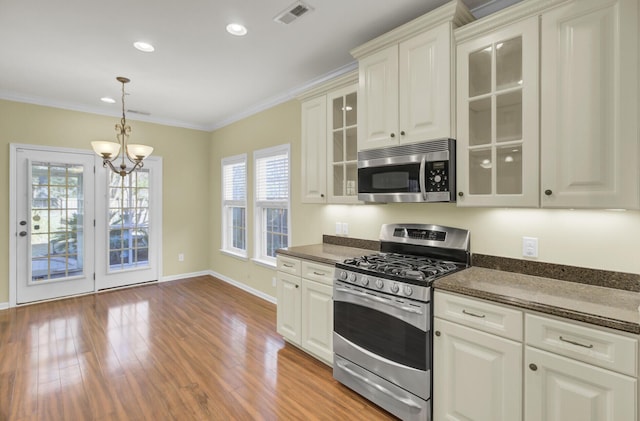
left=400, top=131, right=405, bottom=136
left=544, top=189, right=553, bottom=196
left=295, top=285, right=299, bottom=288
left=390, top=133, right=395, bottom=138
left=458, top=192, right=464, bottom=197
left=320, top=194, right=324, bottom=198
left=434, top=331, right=441, bottom=337
left=529, top=363, right=538, bottom=371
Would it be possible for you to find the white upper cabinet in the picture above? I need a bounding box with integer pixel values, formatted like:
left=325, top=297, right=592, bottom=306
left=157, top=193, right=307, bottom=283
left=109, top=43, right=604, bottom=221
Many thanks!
left=456, top=16, right=539, bottom=207
left=327, top=84, right=359, bottom=203
left=301, top=96, right=327, bottom=203
left=352, top=0, right=474, bottom=151
left=540, top=0, right=639, bottom=209
left=299, top=72, right=359, bottom=204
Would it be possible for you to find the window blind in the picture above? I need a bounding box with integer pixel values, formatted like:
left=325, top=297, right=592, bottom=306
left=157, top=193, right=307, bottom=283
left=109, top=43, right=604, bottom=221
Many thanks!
left=222, top=157, right=246, bottom=202
left=255, top=152, right=289, bottom=202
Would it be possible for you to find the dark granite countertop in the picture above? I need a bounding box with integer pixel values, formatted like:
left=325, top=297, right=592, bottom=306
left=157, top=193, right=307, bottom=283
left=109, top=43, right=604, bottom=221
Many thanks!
left=277, top=243, right=374, bottom=265
left=435, top=267, right=640, bottom=334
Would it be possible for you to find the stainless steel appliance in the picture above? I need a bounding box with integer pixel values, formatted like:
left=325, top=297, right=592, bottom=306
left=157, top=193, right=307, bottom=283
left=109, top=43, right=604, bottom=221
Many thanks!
left=333, top=223, right=470, bottom=421
left=357, top=138, right=456, bottom=203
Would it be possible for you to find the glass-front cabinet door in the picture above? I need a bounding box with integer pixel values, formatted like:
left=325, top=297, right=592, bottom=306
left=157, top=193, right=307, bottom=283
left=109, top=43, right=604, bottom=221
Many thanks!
left=327, top=84, right=360, bottom=203
left=456, top=16, right=539, bottom=207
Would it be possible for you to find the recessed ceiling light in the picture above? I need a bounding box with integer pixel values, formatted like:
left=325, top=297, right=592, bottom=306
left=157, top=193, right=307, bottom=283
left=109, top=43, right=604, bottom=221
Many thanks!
left=226, top=23, right=247, bottom=36
left=101, top=97, right=116, bottom=104
left=133, top=41, right=155, bottom=52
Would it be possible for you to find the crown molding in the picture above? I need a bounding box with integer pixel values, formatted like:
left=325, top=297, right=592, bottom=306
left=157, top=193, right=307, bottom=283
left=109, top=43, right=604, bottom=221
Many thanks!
left=351, top=0, right=475, bottom=59
left=296, top=70, right=358, bottom=101
left=454, top=0, right=570, bottom=42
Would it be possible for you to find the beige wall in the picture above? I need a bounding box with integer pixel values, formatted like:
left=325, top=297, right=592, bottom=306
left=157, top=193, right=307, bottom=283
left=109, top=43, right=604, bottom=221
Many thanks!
left=0, top=99, right=211, bottom=303
left=209, top=99, right=640, bottom=299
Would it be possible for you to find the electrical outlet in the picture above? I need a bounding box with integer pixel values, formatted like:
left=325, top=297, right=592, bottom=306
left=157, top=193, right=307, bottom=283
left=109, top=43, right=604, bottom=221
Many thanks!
left=272, top=277, right=276, bottom=287
left=522, top=237, right=538, bottom=258
left=178, top=253, right=184, bottom=262
left=341, top=222, right=349, bottom=236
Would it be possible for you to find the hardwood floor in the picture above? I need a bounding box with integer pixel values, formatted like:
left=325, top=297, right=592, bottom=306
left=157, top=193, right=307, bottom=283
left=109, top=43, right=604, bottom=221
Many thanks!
left=0, top=276, right=397, bottom=420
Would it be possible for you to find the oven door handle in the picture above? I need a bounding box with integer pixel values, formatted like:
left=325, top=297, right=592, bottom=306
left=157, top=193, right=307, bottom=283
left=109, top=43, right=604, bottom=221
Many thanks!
left=419, top=155, right=427, bottom=201
left=335, top=287, right=423, bottom=315
left=336, top=360, right=422, bottom=410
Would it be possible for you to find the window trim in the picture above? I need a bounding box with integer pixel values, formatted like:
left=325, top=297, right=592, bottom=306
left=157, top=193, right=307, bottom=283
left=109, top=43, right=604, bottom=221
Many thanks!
left=221, top=153, right=247, bottom=258
left=253, top=144, right=290, bottom=267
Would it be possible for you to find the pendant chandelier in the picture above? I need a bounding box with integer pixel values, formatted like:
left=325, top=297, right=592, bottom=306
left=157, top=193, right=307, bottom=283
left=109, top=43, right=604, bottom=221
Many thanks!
left=91, top=77, right=153, bottom=177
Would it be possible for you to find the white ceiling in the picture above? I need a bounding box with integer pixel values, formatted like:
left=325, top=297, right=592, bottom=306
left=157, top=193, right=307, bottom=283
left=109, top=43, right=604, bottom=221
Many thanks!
left=0, top=0, right=520, bottom=131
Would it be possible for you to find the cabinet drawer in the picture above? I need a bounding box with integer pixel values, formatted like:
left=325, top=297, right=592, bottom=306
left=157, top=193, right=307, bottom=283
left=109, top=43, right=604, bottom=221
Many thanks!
left=434, top=291, right=523, bottom=341
left=277, top=255, right=301, bottom=276
left=301, top=261, right=334, bottom=286
left=526, top=314, right=638, bottom=377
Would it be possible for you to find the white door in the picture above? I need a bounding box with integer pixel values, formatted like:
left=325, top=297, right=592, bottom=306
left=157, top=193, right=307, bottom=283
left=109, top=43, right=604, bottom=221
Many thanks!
left=14, top=148, right=95, bottom=304
left=433, top=317, right=523, bottom=421
left=276, top=271, right=301, bottom=345
left=94, top=157, right=162, bottom=290
left=301, top=279, right=333, bottom=363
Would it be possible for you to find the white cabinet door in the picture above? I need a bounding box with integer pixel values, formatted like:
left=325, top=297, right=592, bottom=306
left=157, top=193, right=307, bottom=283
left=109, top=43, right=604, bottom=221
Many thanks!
left=434, top=317, right=522, bottom=421
left=301, top=279, right=333, bottom=364
left=357, top=45, right=399, bottom=151
left=276, top=271, right=301, bottom=345
left=525, top=347, right=637, bottom=421
left=399, top=23, right=452, bottom=145
left=456, top=16, right=539, bottom=207
left=540, top=0, right=639, bottom=209
left=327, top=84, right=360, bottom=203
left=301, top=96, right=327, bottom=203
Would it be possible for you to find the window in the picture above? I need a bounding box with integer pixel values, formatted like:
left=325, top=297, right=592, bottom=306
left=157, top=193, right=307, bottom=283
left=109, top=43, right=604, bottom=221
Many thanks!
left=254, top=144, right=290, bottom=265
left=221, top=154, right=247, bottom=257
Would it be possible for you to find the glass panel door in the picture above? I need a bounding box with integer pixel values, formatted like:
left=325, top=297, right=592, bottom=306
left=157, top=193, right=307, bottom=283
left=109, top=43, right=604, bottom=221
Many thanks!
left=328, top=85, right=359, bottom=202
left=15, top=149, right=95, bottom=304
left=95, top=157, right=161, bottom=290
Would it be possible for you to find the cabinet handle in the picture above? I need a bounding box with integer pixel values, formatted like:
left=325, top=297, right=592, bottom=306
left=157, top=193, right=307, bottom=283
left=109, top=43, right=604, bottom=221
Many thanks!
left=400, top=131, right=405, bottom=136
left=544, top=189, right=553, bottom=196
left=462, top=309, right=486, bottom=318
left=434, top=331, right=441, bottom=337
left=313, top=271, right=325, bottom=276
left=283, top=263, right=294, bottom=268
left=458, top=192, right=464, bottom=197
left=295, top=284, right=299, bottom=288
left=390, top=133, right=395, bottom=138
left=559, top=336, right=594, bottom=349
left=529, top=363, right=538, bottom=371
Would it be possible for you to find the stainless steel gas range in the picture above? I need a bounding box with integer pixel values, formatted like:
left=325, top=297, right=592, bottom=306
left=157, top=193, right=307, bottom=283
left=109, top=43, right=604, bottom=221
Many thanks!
left=333, top=223, right=470, bottom=421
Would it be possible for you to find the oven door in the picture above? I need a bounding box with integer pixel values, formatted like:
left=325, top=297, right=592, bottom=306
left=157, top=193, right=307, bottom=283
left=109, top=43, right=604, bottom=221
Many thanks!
left=333, top=281, right=431, bottom=400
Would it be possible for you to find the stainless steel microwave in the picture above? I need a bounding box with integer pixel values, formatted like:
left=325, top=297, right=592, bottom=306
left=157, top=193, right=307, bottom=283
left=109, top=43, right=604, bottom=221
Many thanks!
left=357, top=138, right=456, bottom=203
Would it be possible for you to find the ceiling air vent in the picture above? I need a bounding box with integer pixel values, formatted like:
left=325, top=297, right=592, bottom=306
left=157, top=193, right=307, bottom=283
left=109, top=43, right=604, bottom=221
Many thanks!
left=274, top=1, right=314, bottom=25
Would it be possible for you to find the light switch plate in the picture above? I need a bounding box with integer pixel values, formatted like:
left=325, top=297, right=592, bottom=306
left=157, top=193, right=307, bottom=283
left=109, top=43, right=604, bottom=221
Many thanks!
left=335, top=222, right=342, bottom=235
left=341, top=222, right=349, bottom=236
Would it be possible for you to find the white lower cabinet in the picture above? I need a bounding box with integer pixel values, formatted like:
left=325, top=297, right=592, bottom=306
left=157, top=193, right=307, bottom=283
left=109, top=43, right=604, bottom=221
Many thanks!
left=525, top=347, right=636, bottom=421
left=276, top=255, right=334, bottom=365
left=434, top=318, right=522, bottom=421
left=434, top=291, right=639, bottom=421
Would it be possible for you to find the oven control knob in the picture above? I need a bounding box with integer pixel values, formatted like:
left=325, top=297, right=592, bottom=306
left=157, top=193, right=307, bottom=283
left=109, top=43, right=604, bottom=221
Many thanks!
left=391, top=283, right=399, bottom=293
left=404, top=286, right=413, bottom=296
left=339, top=271, right=347, bottom=280
left=361, top=276, right=369, bottom=286
left=348, top=273, right=357, bottom=282
left=375, top=279, right=384, bottom=289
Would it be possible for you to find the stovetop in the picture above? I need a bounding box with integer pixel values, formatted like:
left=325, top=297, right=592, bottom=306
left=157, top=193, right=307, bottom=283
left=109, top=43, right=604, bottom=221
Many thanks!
left=339, top=252, right=465, bottom=284
left=333, top=223, right=470, bottom=302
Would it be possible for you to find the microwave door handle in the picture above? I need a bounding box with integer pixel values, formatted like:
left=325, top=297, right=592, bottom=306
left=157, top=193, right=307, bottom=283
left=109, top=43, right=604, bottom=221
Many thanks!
left=419, top=156, right=427, bottom=200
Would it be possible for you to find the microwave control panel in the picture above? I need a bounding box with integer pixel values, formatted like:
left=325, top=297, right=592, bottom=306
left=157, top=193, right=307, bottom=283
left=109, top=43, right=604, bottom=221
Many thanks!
left=426, top=161, right=451, bottom=193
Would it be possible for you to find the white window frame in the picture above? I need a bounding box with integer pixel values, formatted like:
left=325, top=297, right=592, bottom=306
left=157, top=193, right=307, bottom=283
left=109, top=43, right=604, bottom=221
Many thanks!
left=221, top=154, right=247, bottom=259
left=253, top=144, right=291, bottom=267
